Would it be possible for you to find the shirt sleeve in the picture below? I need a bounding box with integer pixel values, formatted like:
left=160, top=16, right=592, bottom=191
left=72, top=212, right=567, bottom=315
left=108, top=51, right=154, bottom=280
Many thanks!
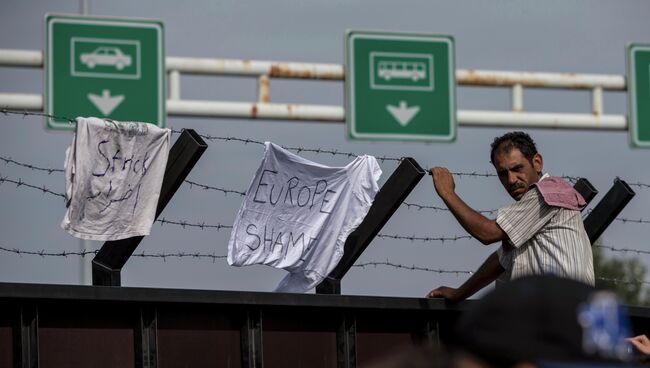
left=496, top=187, right=558, bottom=248
left=496, top=243, right=512, bottom=269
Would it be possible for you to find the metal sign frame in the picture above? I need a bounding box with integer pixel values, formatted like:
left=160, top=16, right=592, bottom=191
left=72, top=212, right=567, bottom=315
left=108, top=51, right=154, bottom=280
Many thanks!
left=346, top=30, right=456, bottom=142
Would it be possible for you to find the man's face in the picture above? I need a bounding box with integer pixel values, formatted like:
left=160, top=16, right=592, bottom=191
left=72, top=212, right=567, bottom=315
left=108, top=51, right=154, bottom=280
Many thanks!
left=493, top=147, right=542, bottom=201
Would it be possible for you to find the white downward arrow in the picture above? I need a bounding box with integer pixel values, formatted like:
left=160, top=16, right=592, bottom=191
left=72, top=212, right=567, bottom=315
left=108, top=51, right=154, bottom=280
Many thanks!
left=386, top=100, right=420, bottom=127
left=87, top=89, right=125, bottom=116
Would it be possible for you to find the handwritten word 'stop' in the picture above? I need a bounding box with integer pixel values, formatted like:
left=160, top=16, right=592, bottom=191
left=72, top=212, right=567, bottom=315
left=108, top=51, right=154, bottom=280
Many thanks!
left=61, top=117, right=171, bottom=241
left=228, top=142, right=382, bottom=293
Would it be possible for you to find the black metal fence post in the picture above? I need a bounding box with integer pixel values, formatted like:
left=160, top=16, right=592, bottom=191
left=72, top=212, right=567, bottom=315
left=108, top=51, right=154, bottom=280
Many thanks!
left=584, top=178, right=635, bottom=244
left=316, top=158, right=426, bottom=294
left=573, top=178, right=599, bottom=205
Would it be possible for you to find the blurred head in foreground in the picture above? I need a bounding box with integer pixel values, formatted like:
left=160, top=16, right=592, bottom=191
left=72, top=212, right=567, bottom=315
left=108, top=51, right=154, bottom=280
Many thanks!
left=450, top=275, right=635, bottom=368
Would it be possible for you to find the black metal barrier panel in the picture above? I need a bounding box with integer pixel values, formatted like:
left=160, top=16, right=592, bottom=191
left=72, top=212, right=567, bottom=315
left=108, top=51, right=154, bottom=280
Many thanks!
left=3, top=282, right=650, bottom=368
left=0, top=282, right=462, bottom=368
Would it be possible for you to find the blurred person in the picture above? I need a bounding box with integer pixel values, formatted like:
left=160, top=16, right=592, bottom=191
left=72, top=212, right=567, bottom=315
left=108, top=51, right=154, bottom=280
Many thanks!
left=447, top=276, right=638, bottom=367
left=426, top=131, right=594, bottom=301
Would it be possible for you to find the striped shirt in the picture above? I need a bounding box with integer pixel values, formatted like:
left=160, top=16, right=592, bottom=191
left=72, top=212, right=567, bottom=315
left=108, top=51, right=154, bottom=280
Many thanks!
left=496, top=181, right=595, bottom=286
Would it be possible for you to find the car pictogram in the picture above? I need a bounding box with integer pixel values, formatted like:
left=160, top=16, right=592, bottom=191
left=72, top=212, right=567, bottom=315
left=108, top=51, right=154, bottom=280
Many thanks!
left=80, top=46, right=132, bottom=70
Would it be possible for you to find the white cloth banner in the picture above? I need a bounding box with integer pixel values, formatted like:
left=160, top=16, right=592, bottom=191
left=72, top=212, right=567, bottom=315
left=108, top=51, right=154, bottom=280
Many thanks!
left=228, top=142, right=382, bottom=293
left=61, top=117, right=171, bottom=241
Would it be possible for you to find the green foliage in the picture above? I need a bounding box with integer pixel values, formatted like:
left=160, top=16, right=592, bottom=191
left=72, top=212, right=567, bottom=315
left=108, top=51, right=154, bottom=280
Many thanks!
left=593, top=241, right=650, bottom=306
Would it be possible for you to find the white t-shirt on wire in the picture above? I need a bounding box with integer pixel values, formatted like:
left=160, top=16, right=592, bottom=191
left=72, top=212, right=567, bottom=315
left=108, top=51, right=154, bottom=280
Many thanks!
left=61, top=117, right=171, bottom=241
left=228, top=142, right=382, bottom=293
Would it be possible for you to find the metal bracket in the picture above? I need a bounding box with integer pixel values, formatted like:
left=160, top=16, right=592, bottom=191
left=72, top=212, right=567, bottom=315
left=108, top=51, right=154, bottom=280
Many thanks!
left=316, top=158, right=426, bottom=294
left=584, top=178, right=635, bottom=244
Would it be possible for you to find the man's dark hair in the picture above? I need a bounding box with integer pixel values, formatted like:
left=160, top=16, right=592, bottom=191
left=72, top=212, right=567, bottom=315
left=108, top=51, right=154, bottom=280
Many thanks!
left=490, top=131, right=538, bottom=164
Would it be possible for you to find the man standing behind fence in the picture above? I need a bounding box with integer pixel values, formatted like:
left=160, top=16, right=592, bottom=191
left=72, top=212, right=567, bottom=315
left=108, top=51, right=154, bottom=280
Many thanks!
left=426, top=131, right=594, bottom=301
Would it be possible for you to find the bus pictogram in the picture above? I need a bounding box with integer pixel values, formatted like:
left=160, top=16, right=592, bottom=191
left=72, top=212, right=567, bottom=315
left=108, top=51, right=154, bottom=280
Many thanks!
left=370, top=52, right=434, bottom=91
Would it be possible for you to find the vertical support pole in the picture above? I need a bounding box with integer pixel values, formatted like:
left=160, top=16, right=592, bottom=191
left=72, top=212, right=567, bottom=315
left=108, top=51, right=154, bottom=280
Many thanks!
left=92, top=129, right=208, bottom=286
left=592, top=86, right=603, bottom=116
left=336, top=313, right=356, bottom=368
left=241, top=309, right=263, bottom=368
left=512, top=83, right=523, bottom=112
left=135, top=307, right=158, bottom=368
left=316, top=158, right=425, bottom=294
left=258, top=75, right=270, bottom=103
left=13, top=303, right=38, bottom=368
left=169, top=70, right=181, bottom=101
left=584, top=178, right=635, bottom=244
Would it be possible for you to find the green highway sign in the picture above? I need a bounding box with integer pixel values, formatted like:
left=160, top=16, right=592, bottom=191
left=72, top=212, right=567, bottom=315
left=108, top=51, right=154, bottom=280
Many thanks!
left=346, top=31, right=456, bottom=142
left=628, top=43, right=650, bottom=147
left=45, top=14, right=164, bottom=130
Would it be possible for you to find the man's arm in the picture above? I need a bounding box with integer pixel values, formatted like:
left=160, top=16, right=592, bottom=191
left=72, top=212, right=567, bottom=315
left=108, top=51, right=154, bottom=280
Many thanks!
left=431, top=167, right=506, bottom=245
left=426, top=251, right=504, bottom=302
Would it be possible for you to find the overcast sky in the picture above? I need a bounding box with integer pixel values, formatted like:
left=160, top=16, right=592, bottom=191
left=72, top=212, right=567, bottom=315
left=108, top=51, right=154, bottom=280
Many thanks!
left=1, top=0, right=649, bottom=298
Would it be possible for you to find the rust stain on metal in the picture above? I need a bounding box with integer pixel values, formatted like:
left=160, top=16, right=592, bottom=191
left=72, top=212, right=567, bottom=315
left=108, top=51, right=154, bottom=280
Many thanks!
left=258, top=75, right=270, bottom=103
left=268, top=63, right=341, bottom=80
left=269, top=63, right=309, bottom=79
left=569, top=83, right=593, bottom=90
left=287, top=104, right=294, bottom=117
left=251, top=103, right=258, bottom=118
left=242, top=59, right=252, bottom=70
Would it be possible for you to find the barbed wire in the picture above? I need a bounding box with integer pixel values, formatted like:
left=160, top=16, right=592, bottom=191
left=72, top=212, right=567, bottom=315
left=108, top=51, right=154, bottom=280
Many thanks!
left=596, top=276, right=650, bottom=287
left=353, top=260, right=650, bottom=286
left=596, top=244, right=650, bottom=256
left=628, top=182, right=650, bottom=189
left=0, top=245, right=227, bottom=262
left=0, top=109, right=528, bottom=179
left=156, top=217, right=233, bottom=231
left=7, top=154, right=644, bottom=219
left=2, top=244, right=649, bottom=285
left=0, top=174, right=66, bottom=201
left=352, top=260, right=473, bottom=275
left=611, top=217, right=650, bottom=225
left=0, top=155, right=247, bottom=197
left=0, top=155, right=65, bottom=174
left=0, top=245, right=97, bottom=257
left=376, top=234, right=472, bottom=243
left=6, top=173, right=650, bottom=233
left=401, top=201, right=497, bottom=215
left=183, top=179, right=247, bottom=196
left=174, top=130, right=399, bottom=162
left=0, top=109, right=76, bottom=124
left=585, top=208, right=650, bottom=226
left=154, top=217, right=471, bottom=244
